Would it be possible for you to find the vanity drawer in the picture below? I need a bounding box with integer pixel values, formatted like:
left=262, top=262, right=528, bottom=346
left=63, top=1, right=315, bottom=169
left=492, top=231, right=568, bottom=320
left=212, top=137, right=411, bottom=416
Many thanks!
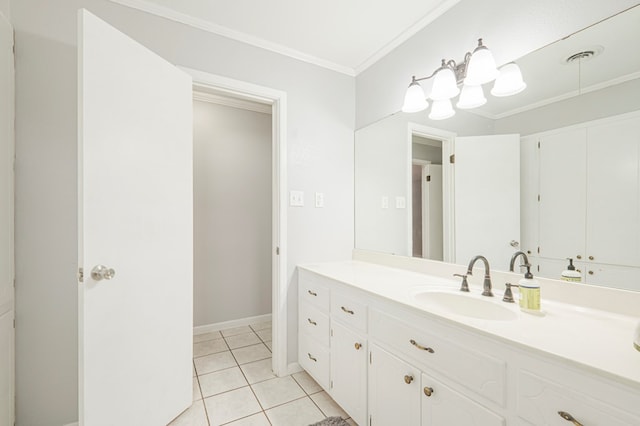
left=517, top=370, right=639, bottom=425
left=299, top=269, right=330, bottom=311
left=370, top=309, right=505, bottom=406
left=299, top=300, right=330, bottom=346
left=331, top=292, right=367, bottom=332
left=298, top=334, right=330, bottom=390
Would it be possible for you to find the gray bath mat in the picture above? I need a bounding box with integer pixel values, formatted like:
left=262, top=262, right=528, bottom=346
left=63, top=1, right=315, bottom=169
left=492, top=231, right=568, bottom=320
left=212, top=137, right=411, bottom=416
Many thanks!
left=309, top=417, right=349, bottom=426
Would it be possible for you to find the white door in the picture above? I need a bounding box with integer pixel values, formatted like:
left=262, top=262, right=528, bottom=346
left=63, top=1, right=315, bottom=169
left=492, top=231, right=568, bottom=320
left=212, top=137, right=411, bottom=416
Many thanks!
left=78, top=10, right=193, bottom=425
left=454, top=135, right=520, bottom=271
left=422, top=164, right=443, bottom=261
left=0, top=10, right=14, bottom=426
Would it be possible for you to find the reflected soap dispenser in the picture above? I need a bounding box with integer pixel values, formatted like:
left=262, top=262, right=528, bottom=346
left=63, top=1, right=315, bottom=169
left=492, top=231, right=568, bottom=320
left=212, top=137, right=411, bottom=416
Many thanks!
left=519, top=265, right=541, bottom=313
left=561, top=258, right=582, bottom=283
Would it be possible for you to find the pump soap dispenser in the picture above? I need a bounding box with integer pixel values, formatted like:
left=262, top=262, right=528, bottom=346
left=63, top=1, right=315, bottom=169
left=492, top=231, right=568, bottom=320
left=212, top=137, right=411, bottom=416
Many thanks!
left=561, top=258, right=581, bottom=283
left=519, top=265, right=541, bottom=313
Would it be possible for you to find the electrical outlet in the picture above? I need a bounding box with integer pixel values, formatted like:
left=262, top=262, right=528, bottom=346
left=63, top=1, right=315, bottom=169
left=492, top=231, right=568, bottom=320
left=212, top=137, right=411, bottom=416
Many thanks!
left=289, top=190, right=304, bottom=206
left=315, top=192, right=324, bottom=208
left=396, top=196, right=406, bottom=209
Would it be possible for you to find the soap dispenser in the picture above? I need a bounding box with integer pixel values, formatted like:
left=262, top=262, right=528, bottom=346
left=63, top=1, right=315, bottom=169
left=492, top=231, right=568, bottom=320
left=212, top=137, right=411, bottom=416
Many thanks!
left=561, top=258, right=581, bottom=283
left=519, top=265, right=540, bottom=313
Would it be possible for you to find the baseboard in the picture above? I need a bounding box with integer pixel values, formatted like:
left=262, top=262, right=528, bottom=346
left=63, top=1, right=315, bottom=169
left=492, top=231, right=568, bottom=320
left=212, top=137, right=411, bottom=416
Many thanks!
left=286, top=362, right=302, bottom=376
left=193, top=313, right=272, bottom=335
left=63, top=422, right=79, bottom=426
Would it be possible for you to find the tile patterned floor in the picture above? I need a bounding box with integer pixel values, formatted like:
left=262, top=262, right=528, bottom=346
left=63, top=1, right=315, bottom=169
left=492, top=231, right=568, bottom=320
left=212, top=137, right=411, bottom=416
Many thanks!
left=168, top=320, right=357, bottom=426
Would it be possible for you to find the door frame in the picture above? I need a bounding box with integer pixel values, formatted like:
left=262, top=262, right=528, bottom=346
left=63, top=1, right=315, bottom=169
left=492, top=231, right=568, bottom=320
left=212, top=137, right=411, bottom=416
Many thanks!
left=406, top=123, right=456, bottom=263
left=180, top=67, right=288, bottom=376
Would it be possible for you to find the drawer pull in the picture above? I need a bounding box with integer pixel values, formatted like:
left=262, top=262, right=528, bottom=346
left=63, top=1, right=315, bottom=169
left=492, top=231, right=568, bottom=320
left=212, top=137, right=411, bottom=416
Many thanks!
left=341, top=306, right=355, bottom=315
left=558, top=411, right=583, bottom=426
left=423, top=386, right=434, bottom=397
left=404, top=375, right=414, bottom=384
left=307, top=353, right=317, bottom=362
left=308, top=290, right=317, bottom=296
left=354, top=342, right=362, bottom=350
left=410, top=339, right=435, bottom=353
left=307, top=318, right=317, bottom=326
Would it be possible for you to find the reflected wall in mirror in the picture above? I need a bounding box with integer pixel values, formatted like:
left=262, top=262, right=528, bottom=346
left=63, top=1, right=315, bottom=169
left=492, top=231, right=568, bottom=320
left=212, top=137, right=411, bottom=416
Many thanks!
left=354, top=5, right=640, bottom=291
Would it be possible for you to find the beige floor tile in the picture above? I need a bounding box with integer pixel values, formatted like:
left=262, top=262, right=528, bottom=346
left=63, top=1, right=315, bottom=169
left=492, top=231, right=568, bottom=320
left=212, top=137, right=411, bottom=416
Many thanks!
left=194, top=331, right=223, bottom=343
left=265, top=396, right=325, bottom=426
left=194, top=338, right=228, bottom=358
left=231, top=343, right=271, bottom=365
left=199, top=366, right=248, bottom=398
left=255, top=328, right=272, bottom=342
left=310, top=391, right=349, bottom=419
left=250, top=376, right=305, bottom=409
left=221, top=326, right=253, bottom=337
left=239, top=358, right=276, bottom=384
left=194, top=351, right=237, bottom=375
left=249, top=321, right=271, bottom=331
left=193, top=377, right=202, bottom=401
left=225, top=332, right=261, bottom=349
left=203, top=386, right=261, bottom=425
left=292, top=370, right=322, bottom=394
left=224, top=412, right=271, bottom=426
left=168, top=400, right=208, bottom=426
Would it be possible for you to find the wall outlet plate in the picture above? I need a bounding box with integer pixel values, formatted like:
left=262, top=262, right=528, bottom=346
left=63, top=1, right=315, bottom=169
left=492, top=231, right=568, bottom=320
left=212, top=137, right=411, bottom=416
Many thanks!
left=290, top=190, right=304, bottom=206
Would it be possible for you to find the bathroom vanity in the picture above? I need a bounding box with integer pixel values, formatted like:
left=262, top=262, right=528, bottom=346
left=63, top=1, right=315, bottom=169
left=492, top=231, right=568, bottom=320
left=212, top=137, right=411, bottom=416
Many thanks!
left=297, top=255, right=640, bottom=426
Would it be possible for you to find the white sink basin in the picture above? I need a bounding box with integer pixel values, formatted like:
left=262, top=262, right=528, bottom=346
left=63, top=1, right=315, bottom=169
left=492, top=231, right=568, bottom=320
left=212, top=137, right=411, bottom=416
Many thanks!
left=412, top=290, right=518, bottom=321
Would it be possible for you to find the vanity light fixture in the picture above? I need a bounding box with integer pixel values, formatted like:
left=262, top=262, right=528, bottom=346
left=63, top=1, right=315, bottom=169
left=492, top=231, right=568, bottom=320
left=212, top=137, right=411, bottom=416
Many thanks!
left=401, top=38, right=526, bottom=119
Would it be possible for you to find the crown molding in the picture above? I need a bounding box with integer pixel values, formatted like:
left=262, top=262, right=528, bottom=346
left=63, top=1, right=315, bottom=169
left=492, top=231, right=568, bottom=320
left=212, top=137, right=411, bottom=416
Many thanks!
left=108, top=0, right=357, bottom=76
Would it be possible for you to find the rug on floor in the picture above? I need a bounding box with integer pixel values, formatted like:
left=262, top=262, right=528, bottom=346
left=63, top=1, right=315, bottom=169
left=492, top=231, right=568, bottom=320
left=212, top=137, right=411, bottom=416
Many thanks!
left=309, top=417, right=349, bottom=426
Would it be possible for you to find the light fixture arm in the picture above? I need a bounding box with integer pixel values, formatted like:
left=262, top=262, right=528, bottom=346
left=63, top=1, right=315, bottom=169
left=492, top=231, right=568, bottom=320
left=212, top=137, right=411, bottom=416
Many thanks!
left=412, top=52, right=474, bottom=85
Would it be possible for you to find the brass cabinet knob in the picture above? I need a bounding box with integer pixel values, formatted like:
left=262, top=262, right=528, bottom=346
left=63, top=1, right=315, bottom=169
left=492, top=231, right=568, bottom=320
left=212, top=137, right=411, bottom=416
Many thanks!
left=558, top=411, right=584, bottom=426
left=588, top=270, right=594, bottom=275
left=576, top=255, right=582, bottom=259
left=354, top=342, right=362, bottom=350
left=423, top=386, right=434, bottom=397
left=588, top=255, right=594, bottom=260
left=404, top=375, right=414, bottom=384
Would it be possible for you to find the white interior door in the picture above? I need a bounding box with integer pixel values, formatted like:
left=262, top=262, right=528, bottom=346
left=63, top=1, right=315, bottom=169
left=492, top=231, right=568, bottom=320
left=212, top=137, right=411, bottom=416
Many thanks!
left=0, top=10, right=14, bottom=426
left=422, top=164, right=443, bottom=261
left=454, top=134, right=520, bottom=271
left=78, top=10, right=193, bottom=425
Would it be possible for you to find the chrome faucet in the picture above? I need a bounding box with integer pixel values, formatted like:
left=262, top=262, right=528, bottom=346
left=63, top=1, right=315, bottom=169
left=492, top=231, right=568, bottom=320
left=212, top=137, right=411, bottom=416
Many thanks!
left=467, top=255, right=493, bottom=297
left=509, top=251, right=530, bottom=272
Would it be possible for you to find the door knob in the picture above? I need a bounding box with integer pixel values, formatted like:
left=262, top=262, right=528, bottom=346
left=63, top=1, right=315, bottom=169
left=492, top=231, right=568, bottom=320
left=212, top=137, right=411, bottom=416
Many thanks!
left=91, top=265, right=115, bottom=281
left=510, top=240, right=519, bottom=248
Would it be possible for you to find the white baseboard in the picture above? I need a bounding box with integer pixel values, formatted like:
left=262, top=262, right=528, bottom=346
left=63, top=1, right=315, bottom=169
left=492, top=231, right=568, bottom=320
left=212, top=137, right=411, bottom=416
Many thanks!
left=193, top=313, right=272, bottom=335
left=63, top=423, right=79, bottom=426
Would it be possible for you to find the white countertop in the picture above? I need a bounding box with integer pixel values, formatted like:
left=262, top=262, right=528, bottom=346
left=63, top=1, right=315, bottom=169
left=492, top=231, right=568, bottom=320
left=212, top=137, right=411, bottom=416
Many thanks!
left=299, top=260, right=640, bottom=389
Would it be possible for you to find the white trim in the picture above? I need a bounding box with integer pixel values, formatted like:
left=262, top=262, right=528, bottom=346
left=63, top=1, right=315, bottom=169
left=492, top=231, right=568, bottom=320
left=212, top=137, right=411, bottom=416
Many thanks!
left=181, top=66, right=289, bottom=378
left=521, top=109, right=640, bottom=138
left=193, top=314, right=272, bottom=335
left=286, top=362, right=303, bottom=376
left=354, top=0, right=462, bottom=74
left=192, top=92, right=272, bottom=115
left=107, top=0, right=355, bottom=76
left=407, top=123, right=456, bottom=263
left=63, top=423, right=79, bottom=426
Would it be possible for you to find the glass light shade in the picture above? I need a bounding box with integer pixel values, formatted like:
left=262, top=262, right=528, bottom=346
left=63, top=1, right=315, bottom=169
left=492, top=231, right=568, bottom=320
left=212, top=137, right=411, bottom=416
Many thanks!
left=402, top=80, right=428, bottom=113
left=465, top=46, right=498, bottom=86
left=429, top=67, right=460, bottom=100
left=456, top=84, right=487, bottom=109
left=428, top=99, right=455, bottom=120
left=491, top=62, right=527, bottom=97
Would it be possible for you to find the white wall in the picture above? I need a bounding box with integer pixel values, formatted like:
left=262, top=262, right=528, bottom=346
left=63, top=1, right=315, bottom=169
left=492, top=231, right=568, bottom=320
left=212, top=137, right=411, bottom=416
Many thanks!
left=356, top=0, right=639, bottom=129
left=12, top=1, right=354, bottom=424
left=193, top=100, right=272, bottom=327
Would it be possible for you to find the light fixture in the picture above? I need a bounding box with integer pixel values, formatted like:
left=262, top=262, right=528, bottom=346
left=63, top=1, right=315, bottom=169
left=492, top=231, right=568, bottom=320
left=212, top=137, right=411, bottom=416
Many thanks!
left=401, top=38, right=525, bottom=120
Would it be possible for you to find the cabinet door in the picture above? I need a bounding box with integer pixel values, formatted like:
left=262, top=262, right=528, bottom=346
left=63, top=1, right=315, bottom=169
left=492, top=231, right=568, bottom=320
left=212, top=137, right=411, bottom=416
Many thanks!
left=538, top=128, right=587, bottom=260
left=586, top=117, right=640, bottom=267
left=580, top=262, right=640, bottom=291
left=369, top=345, right=420, bottom=426
left=421, top=373, right=505, bottom=426
left=330, top=321, right=367, bottom=426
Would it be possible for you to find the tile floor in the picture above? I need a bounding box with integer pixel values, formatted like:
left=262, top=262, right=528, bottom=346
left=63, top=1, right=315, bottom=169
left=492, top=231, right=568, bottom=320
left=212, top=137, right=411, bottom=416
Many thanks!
left=168, top=320, right=357, bottom=426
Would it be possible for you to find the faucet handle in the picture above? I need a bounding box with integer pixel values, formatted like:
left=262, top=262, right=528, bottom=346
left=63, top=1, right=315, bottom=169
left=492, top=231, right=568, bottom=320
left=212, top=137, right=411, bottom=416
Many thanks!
left=503, top=282, right=519, bottom=303
left=453, top=274, right=470, bottom=292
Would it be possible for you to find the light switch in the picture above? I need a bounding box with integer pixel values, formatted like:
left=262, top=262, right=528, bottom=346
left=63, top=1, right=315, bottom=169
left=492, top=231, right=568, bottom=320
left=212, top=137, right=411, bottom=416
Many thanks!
left=289, top=190, right=304, bottom=207
left=315, top=192, right=324, bottom=208
left=396, top=196, right=406, bottom=209
left=381, top=196, right=389, bottom=209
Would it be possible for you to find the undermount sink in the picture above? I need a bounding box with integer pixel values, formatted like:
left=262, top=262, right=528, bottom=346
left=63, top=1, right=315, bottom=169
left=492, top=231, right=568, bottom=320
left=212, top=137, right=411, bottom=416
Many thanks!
left=411, top=290, right=518, bottom=321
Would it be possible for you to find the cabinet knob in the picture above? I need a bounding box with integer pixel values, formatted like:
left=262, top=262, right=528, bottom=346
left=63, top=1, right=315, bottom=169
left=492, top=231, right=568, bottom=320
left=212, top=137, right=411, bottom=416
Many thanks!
left=558, top=411, right=584, bottom=426
left=423, top=386, right=434, bottom=397
left=307, top=290, right=317, bottom=296
left=576, top=255, right=582, bottom=260
left=307, top=353, right=317, bottom=362
left=341, top=306, right=355, bottom=315
left=410, top=339, right=435, bottom=354
left=588, top=270, right=594, bottom=275
left=307, top=318, right=317, bottom=326
left=404, top=375, right=414, bottom=384
left=588, top=255, right=594, bottom=260
left=354, top=342, right=362, bottom=350
left=576, top=269, right=582, bottom=273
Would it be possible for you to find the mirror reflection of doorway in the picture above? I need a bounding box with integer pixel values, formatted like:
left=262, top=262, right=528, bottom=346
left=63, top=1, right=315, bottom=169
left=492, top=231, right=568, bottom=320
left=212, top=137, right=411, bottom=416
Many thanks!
left=412, top=136, right=444, bottom=260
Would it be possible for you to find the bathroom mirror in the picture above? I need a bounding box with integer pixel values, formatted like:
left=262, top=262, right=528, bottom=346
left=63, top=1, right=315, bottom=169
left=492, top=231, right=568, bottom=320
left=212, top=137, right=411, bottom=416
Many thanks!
left=354, top=5, right=640, bottom=291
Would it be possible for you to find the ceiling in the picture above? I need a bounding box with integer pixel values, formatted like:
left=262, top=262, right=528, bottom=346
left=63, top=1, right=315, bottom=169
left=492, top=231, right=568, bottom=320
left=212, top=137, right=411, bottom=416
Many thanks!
left=108, top=0, right=460, bottom=76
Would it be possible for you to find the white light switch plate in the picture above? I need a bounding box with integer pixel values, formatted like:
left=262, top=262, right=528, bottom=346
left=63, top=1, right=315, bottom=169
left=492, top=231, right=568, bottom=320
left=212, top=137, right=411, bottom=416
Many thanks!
left=381, top=196, right=389, bottom=209
left=290, top=190, right=304, bottom=206
left=396, top=196, right=406, bottom=209
left=315, top=192, right=324, bottom=208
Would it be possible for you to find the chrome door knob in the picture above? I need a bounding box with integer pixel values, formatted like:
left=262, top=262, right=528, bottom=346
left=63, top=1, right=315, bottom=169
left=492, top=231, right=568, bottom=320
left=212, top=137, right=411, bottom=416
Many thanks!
left=91, top=265, right=115, bottom=281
